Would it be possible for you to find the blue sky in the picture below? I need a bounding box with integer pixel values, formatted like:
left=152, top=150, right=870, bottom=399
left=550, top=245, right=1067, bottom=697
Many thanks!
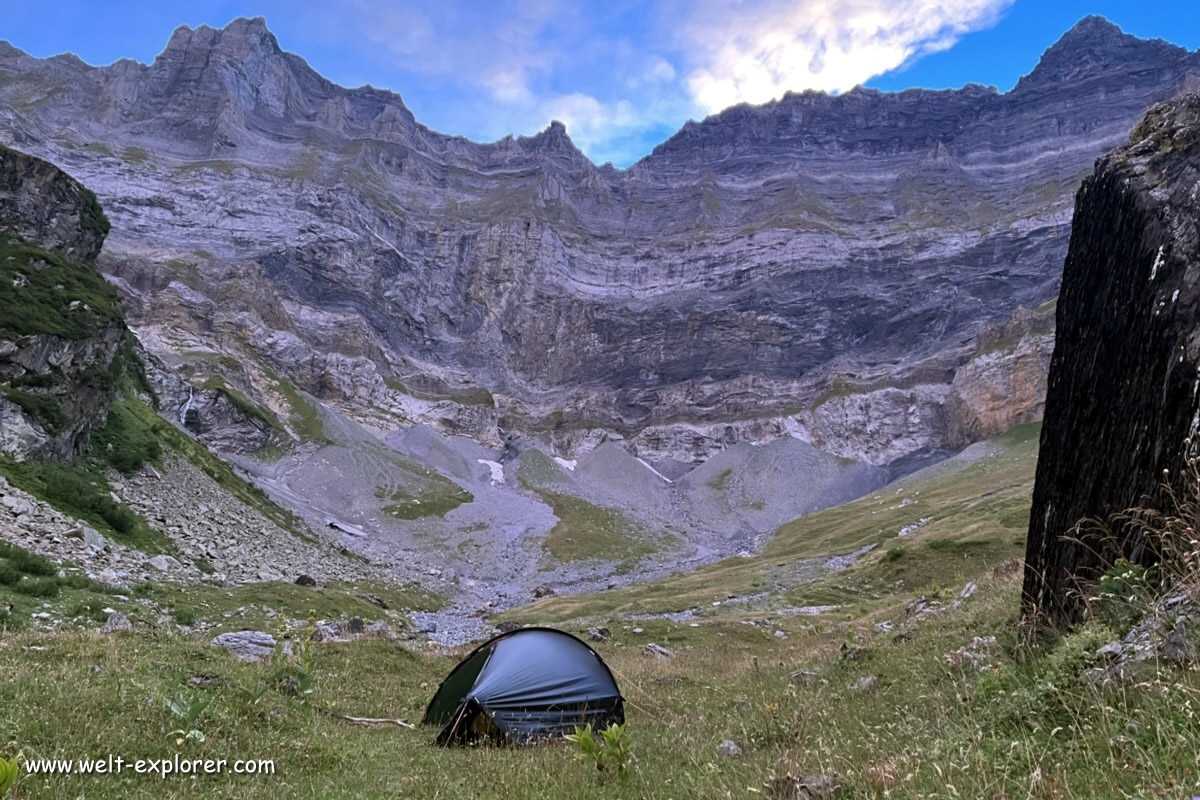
left=3, top=0, right=1198, bottom=166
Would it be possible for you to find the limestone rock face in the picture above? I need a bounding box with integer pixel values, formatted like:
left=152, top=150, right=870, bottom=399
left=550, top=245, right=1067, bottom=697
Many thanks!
left=0, top=17, right=1196, bottom=463
left=1024, top=95, right=1200, bottom=623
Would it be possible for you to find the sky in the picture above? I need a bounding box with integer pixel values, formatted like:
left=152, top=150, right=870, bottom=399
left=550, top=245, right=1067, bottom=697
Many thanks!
left=2, top=0, right=1198, bottom=166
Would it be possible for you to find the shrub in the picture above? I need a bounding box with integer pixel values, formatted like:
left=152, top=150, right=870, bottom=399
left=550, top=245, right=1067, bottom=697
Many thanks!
left=68, top=599, right=110, bottom=623
left=0, top=562, right=21, bottom=586
left=14, top=577, right=61, bottom=598
left=0, top=541, right=56, bottom=576
left=2, top=390, right=66, bottom=432
left=171, top=607, right=198, bottom=626
left=92, top=399, right=161, bottom=475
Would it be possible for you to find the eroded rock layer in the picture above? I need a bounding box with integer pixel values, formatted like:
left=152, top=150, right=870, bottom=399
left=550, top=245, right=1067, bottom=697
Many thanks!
left=0, top=17, right=1196, bottom=464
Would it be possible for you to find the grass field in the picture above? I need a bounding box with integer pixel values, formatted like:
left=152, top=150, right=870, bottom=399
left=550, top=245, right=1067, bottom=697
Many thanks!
left=2, top=423, right=1198, bottom=798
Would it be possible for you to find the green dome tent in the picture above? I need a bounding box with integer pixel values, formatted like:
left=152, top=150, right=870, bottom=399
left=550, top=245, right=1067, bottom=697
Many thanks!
left=423, top=627, right=625, bottom=745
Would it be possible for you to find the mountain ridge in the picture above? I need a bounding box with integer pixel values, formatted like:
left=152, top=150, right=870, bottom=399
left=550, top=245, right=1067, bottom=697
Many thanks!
left=0, top=15, right=1195, bottom=470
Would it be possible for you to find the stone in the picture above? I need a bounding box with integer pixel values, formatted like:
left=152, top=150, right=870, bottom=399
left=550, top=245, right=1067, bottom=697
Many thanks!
left=587, top=626, right=612, bottom=642
left=294, top=574, right=317, bottom=586
left=1, top=495, right=34, bottom=516
left=311, top=622, right=344, bottom=642
left=147, top=554, right=181, bottom=572
left=853, top=675, right=878, bottom=692
left=790, top=670, right=820, bottom=686
left=533, top=585, right=555, bottom=599
left=495, top=621, right=521, bottom=634
left=211, top=630, right=276, bottom=661
left=67, top=525, right=107, bottom=550
left=101, top=612, right=132, bottom=633
left=773, top=630, right=787, bottom=640
left=257, top=567, right=284, bottom=582
left=365, top=620, right=396, bottom=640
left=346, top=616, right=365, bottom=635
left=1160, top=627, right=1196, bottom=665
left=1096, top=641, right=1124, bottom=659
left=98, top=568, right=123, bottom=587
left=643, top=643, right=672, bottom=658
left=359, top=593, right=389, bottom=609
left=761, top=773, right=839, bottom=800
left=716, top=739, right=742, bottom=758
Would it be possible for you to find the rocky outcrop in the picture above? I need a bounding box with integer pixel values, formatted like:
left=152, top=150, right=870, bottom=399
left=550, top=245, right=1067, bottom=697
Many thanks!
left=0, top=17, right=1196, bottom=464
left=0, top=144, right=127, bottom=459
left=0, top=144, right=107, bottom=260
left=1023, top=95, right=1200, bottom=624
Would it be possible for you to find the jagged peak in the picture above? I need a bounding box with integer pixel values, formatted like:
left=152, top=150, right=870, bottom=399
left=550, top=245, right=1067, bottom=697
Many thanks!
left=1015, top=15, right=1188, bottom=92
left=160, top=16, right=281, bottom=61
left=520, top=120, right=587, bottom=161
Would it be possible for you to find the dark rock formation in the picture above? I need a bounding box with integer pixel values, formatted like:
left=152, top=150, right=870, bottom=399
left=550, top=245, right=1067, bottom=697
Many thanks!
left=1023, top=95, right=1200, bottom=624
left=0, top=145, right=127, bottom=458
left=0, top=17, right=1197, bottom=464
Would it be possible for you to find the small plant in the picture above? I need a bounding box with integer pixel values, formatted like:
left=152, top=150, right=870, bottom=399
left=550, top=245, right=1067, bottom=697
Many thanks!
left=165, top=690, right=213, bottom=745
left=565, top=722, right=633, bottom=780
left=271, top=614, right=318, bottom=698
left=238, top=681, right=269, bottom=705
left=0, top=752, right=20, bottom=796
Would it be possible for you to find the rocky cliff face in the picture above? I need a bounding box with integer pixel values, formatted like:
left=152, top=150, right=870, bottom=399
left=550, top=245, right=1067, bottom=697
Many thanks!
left=1024, top=95, right=1200, bottom=623
left=0, top=16, right=1195, bottom=466
left=0, top=145, right=127, bottom=459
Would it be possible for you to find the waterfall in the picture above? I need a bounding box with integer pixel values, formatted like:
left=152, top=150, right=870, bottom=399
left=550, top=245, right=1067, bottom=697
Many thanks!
left=179, top=386, right=195, bottom=426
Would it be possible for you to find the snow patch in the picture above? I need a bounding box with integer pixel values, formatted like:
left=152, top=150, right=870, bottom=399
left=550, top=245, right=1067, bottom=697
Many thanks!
left=554, top=457, right=577, bottom=472
left=477, top=459, right=504, bottom=484
left=635, top=457, right=673, bottom=484
left=1150, top=245, right=1165, bottom=281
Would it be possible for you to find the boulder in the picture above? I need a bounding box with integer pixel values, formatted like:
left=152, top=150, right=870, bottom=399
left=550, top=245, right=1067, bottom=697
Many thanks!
left=643, top=642, right=672, bottom=658
left=100, top=612, right=132, bottom=633
left=716, top=739, right=742, bottom=758
left=311, top=622, right=344, bottom=642
left=587, top=626, right=612, bottom=642
left=67, top=524, right=107, bottom=551
left=211, top=630, right=276, bottom=661
left=147, top=554, right=181, bottom=572
left=365, top=620, right=396, bottom=640
left=294, top=574, right=317, bottom=587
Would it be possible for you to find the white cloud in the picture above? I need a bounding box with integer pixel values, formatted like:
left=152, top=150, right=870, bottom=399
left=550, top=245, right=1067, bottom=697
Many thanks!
left=301, top=0, right=1012, bottom=165
left=679, top=0, right=1014, bottom=113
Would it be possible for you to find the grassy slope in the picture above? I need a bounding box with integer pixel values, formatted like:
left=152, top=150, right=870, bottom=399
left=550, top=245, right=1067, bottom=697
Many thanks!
left=1, top=574, right=1197, bottom=798
left=2, top=422, right=1198, bottom=798
left=516, top=424, right=1039, bottom=624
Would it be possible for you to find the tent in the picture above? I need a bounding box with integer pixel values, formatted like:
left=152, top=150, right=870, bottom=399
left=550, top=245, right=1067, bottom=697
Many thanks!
left=422, top=627, right=625, bottom=745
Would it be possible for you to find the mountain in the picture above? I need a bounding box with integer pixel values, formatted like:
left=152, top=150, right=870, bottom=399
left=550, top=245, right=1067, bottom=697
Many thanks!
left=0, top=16, right=1195, bottom=472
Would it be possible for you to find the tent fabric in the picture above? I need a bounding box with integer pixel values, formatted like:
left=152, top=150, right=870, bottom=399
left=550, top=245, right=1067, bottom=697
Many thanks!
left=422, top=627, right=624, bottom=745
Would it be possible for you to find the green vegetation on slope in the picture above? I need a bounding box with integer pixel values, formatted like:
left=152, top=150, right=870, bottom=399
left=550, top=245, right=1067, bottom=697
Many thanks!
left=519, top=423, right=1039, bottom=623
left=533, top=489, right=678, bottom=574
left=0, top=233, right=123, bottom=339
left=200, top=375, right=285, bottom=432
left=380, top=481, right=474, bottom=521
left=258, top=365, right=328, bottom=444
